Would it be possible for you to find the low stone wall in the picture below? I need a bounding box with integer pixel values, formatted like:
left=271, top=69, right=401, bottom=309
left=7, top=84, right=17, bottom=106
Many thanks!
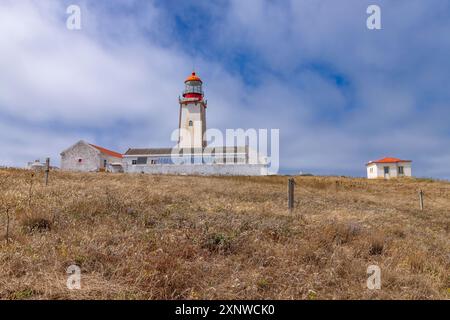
left=124, top=164, right=268, bottom=176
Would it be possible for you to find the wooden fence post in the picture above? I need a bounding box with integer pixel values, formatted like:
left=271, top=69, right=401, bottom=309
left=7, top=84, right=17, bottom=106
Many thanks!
left=44, top=157, right=50, bottom=186
left=6, top=207, right=10, bottom=244
left=419, top=190, right=424, bottom=211
left=288, top=178, right=295, bottom=212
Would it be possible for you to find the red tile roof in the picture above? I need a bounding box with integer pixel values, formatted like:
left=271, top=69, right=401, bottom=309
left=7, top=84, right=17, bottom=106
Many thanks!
left=89, top=144, right=123, bottom=158
left=366, top=157, right=412, bottom=165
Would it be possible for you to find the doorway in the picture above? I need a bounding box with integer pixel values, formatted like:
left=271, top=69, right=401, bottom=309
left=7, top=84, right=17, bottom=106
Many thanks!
left=384, top=166, right=390, bottom=179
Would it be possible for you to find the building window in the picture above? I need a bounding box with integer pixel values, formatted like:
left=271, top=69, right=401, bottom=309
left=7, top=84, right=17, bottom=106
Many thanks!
left=150, top=160, right=157, bottom=164
left=132, top=160, right=137, bottom=165
left=398, top=166, right=404, bottom=175
left=384, top=167, right=390, bottom=174
left=103, top=160, right=107, bottom=167
left=188, top=120, right=193, bottom=127
left=159, top=157, right=173, bottom=164
left=137, top=157, right=147, bottom=165
left=369, top=168, right=373, bottom=173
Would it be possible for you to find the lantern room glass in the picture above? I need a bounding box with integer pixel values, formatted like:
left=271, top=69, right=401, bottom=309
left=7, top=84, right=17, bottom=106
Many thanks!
left=184, top=80, right=203, bottom=95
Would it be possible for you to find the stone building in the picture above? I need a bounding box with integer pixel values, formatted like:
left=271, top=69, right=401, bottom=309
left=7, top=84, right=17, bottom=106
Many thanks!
left=60, top=140, right=123, bottom=172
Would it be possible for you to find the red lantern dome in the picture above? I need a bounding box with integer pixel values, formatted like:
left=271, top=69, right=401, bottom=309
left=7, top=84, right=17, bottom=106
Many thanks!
left=183, top=72, right=204, bottom=100
left=185, top=72, right=202, bottom=83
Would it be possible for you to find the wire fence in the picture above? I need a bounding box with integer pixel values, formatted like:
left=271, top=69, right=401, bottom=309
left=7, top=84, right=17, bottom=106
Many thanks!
left=286, top=178, right=449, bottom=212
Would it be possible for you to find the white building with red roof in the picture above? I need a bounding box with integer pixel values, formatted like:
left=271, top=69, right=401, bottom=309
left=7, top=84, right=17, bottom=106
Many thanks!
left=366, top=157, right=412, bottom=179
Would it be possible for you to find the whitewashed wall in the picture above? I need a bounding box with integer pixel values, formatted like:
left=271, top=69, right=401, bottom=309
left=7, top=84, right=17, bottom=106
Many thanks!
left=366, top=164, right=378, bottom=179
left=100, top=154, right=123, bottom=169
left=403, top=163, right=412, bottom=177
left=123, top=163, right=268, bottom=176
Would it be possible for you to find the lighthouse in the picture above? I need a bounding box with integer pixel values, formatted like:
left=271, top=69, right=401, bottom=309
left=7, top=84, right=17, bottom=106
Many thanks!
left=178, top=72, right=207, bottom=148
left=119, top=71, right=269, bottom=176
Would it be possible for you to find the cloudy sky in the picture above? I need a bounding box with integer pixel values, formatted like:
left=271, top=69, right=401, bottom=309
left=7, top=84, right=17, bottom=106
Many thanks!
left=0, top=0, right=449, bottom=178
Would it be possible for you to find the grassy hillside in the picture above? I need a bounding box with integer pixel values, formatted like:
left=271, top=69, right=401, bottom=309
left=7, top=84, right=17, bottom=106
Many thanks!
left=0, top=168, right=448, bottom=299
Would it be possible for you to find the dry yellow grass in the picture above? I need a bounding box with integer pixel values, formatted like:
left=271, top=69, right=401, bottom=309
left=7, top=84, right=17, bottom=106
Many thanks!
left=0, top=168, right=448, bottom=300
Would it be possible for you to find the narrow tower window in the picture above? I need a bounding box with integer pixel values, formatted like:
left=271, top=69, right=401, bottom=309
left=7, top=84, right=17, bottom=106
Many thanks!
left=188, top=120, right=193, bottom=127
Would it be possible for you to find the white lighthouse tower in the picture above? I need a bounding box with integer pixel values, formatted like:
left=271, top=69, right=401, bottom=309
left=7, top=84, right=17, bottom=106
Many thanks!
left=178, top=72, right=207, bottom=148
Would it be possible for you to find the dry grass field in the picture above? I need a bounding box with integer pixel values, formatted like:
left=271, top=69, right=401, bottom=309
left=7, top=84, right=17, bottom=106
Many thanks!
left=0, top=168, right=448, bottom=300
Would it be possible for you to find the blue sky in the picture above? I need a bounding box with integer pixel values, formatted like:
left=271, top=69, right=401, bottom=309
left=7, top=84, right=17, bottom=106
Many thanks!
left=0, top=0, right=450, bottom=178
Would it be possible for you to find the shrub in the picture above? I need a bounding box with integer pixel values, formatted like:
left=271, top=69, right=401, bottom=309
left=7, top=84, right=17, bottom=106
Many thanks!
left=368, top=233, right=385, bottom=255
left=202, top=232, right=234, bottom=254
left=257, top=278, right=270, bottom=291
left=22, top=217, right=52, bottom=233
